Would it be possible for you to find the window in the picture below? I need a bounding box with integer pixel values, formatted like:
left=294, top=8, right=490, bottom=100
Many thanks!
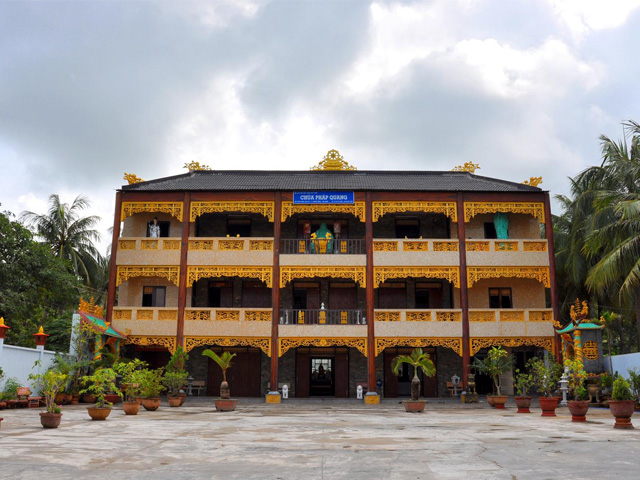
left=489, top=288, right=512, bottom=308
left=146, top=220, right=170, bottom=237
left=395, top=218, right=420, bottom=238
left=227, top=217, right=251, bottom=237
left=484, top=222, right=497, bottom=239
left=142, top=286, right=166, bottom=307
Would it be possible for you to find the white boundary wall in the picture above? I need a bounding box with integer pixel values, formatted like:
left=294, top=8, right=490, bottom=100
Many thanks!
left=604, top=352, right=640, bottom=376
left=0, top=345, right=61, bottom=390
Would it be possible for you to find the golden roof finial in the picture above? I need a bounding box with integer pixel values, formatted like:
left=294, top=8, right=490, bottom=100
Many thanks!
left=124, top=172, right=144, bottom=185
left=184, top=161, right=211, bottom=172
left=522, top=176, right=543, bottom=187
left=311, top=150, right=356, bottom=171
left=452, top=162, right=480, bottom=174
left=38, top=326, right=44, bottom=334
left=0, top=317, right=4, bottom=326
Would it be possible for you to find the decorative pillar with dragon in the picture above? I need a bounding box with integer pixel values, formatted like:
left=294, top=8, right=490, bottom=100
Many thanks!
left=555, top=299, right=604, bottom=374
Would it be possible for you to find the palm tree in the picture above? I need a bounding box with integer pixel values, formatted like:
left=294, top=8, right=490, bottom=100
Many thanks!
left=21, top=194, right=102, bottom=287
left=202, top=350, right=236, bottom=399
left=391, top=348, right=436, bottom=401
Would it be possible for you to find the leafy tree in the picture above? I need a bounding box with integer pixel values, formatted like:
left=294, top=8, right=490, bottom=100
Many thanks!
left=471, top=346, right=513, bottom=396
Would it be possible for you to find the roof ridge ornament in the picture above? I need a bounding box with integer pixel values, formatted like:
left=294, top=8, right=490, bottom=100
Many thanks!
left=522, top=176, right=543, bottom=187
left=311, top=149, right=356, bottom=171
left=123, top=172, right=144, bottom=184
left=184, top=161, right=211, bottom=172
left=452, top=162, right=480, bottom=174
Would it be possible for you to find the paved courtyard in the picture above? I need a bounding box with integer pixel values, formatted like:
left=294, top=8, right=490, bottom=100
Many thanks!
left=0, top=398, right=639, bottom=480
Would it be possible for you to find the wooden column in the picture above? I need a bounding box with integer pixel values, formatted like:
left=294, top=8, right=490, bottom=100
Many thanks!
left=106, top=191, right=122, bottom=323
left=365, top=192, right=377, bottom=393
left=456, top=193, right=471, bottom=388
left=543, top=194, right=562, bottom=363
left=176, top=192, right=191, bottom=349
left=270, top=192, right=282, bottom=392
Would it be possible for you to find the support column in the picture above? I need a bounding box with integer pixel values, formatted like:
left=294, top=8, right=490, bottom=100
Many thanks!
left=267, top=191, right=282, bottom=403
left=106, top=191, right=122, bottom=323
left=365, top=192, right=379, bottom=403
left=544, top=194, right=562, bottom=363
left=456, top=193, right=471, bottom=389
left=176, top=192, right=191, bottom=349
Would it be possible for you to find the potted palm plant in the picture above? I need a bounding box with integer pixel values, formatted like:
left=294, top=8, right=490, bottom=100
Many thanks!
left=471, top=346, right=513, bottom=409
left=527, top=356, right=562, bottom=416
left=391, top=348, right=436, bottom=412
left=138, top=368, right=165, bottom=411
left=565, top=358, right=589, bottom=422
left=610, top=377, right=635, bottom=429
left=115, top=359, right=147, bottom=415
left=513, top=369, right=534, bottom=413
left=29, top=369, right=68, bottom=428
left=202, top=349, right=237, bottom=411
left=80, top=368, right=121, bottom=420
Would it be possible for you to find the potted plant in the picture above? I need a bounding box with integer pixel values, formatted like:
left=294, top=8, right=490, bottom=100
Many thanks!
left=115, top=359, right=147, bottom=415
left=2, top=378, right=21, bottom=408
left=565, top=358, right=589, bottom=422
left=391, top=348, right=436, bottom=412
left=610, top=377, right=635, bottom=429
left=28, top=369, right=68, bottom=428
left=513, top=369, right=534, bottom=413
left=80, top=368, right=121, bottom=420
left=471, top=346, right=513, bottom=409
left=626, top=368, right=640, bottom=411
left=202, top=349, right=237, bottom=411
left=163, top=371, right=189, bottom=407
left=166, top=347, right=189, bottom=405
left=527, top=356, right=562, bottom=417
left=138, top=368, right=165, bottom=411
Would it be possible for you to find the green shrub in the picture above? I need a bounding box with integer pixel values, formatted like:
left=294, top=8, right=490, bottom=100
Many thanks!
left=575, top=385, right=589, bottom=401
left=612, top=378, right=634, bottom=401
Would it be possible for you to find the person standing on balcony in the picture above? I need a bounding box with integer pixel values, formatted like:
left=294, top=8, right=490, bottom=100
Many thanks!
left=333, top=221, right=341, bottom=254
left=149, top=217, right=160, bottom=238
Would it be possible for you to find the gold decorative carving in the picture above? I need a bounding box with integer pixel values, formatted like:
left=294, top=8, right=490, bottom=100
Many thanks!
left=121, top=202, right=183, bottom=221
left=374, top=311, right=401, bottom=322
left=116, top=266, right=180, bottom=286
left=216, top=310, right=240, bottom=321
left=218, top=239, right=244, bottom=251
left=406, top=311, right=432, bottom=322
left=184, top=161, right=211, bottom=171
left=372, top=202, right=457, bottom=222
left=500, top=311, right=525, bottom=322
left=376, top=337, right=463, bottom=356
left=137, top=310, right=154, bottom=320
left=163, top=240, right=181, bottom=250
left=583, top=341, right=599, bottom=360
left=529, top=310, right=553, bottom=322
left=118, top=240, right=136, bottom=250
left=279, top=337, right=367, bottom=357
left=403, top=241, right=429, bottom=252
left=188, top=266, right=272, bottom=288
left=522, top=176, right=543, bottom=187
left=470, top=337, right=554, bottom=356
left=310, top=149, right=356, bottom=171
left=496, top=241, right=518, bottom=252
left=451, top=162, right=480, bottom=174
left=466, top=241, right=490, bottom=252
left=141, top=239, right=159, bottom=250
left=190, top=201, right=274, bottom=222
left=245, top=310, right=272, bottom=322
left=467, top=266, right=550, bottom=287
left=523, top=241, right=547, bottom=252
left=280, top=266, right=365, bottom=288
left=433, top=241, right=458, bottom=252
left=186, top=310, right=211, bottom=321
left=470, top=311, right=495, bottom=322
left=281, top=202, right=365, bottom=222
left=79, top=297, right=104, bottom=317
left=464, top=202, right=545, bottom=222
left=113, top=309, right=132, bottom=320
left=436, top=311, right=461, bottom=322
left=373, top=241, right=399, bottom=252
left=158, top=310, right=178, bottom=321
left=249, top=240, right=273, bottom=251
left=189, top=240, right=214, bottom=250
left=374, top=266, right=459, bottom=288
left=124, top=336, right=176, bottom=354
left=123, top=172, right=144, bottom=184
left=184, top=336, right=271, bottom=356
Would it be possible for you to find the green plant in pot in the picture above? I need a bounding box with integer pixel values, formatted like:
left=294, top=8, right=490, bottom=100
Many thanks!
left=513, top=369, right=534, bottom=413
left=28, top=369, right=68, bottom=428
left=610, top=377, right=635, bottom=429
left=471, top=346, right=513, bottom=409
left=565, top=358, right=589, bottom=422
left=527, top=356, right=562, bottom=417
left=80, top=368, right=121, bottom=420
left=391, top=348, right=436, bottom=412
left=138, top=368, right=165, bottom=411
left=166, top=347, right=189, bottom=405
left=202, top=350, right=237, bottom=411
left=163, top=371, right=189, bottom=407
left=115, top=359, right=147, bottom=415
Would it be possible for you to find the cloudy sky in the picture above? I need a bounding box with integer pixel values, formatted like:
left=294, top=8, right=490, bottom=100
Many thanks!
left=1, top=0, right=639, bottom=252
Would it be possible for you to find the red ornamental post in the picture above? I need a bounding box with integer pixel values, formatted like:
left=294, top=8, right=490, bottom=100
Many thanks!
left=0, top=317, right=10, bottom=339
left=33, top=326, right=49, bottom=347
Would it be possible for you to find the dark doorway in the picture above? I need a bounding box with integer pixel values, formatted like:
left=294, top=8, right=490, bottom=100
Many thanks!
left=383, top=348, right=438, bottom=397
left=208, top=281, right=233, bottom=307
left=378, top=283, right=406, bottom=308
left=292, top=283, right=320, bottom=310
left=310, top=357, right=334, bottom=396
left=296, top=348, right=349, bottom=397
left=329, top=283, right=357, bottom=310
left=206, top=348, right=261, bottom=397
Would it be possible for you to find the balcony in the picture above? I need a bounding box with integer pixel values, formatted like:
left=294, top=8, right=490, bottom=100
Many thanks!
left=187, top=237, right=273, bottom=266
left=279, top=309, right=365, bottom=325
left=184, top=308, right=272, bottom=337
left=111, top=307, right=177, bottom=336
left=280, top=238, right=365, bottom=255
left=469, top=308, right=555, bottom=337
left=374, top=309, right=463, bottom=337
left=116, top=237, right=182, bottom=265
left=373, top=239, right=459, bottom=266
left=466, top=240, right=549, bottom=266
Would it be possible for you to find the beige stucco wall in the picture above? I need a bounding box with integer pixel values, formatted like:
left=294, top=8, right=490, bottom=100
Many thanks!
left=469, top=319, right=554, bottom=337
left=374, top=315, right=463, bottom=337
left=278, top=325, right=367, bottom=338
left=184, top=316, right=271, bottom=337
left=465, top=214, right=541, bottom=239
left=466, top=241, right=549, bottom=266
left=116, top=239, right=181, bottom=265
left=466, top=278, right=546, bottom=309
left=117, top=277, right=179, bottom=307
left=111, top=318, right=177, bottom=336
left=188, top=238, right=273, bottom=265
left=279, top=254, right=366, bottom=266
left=373, top=239, right=459, bottom=266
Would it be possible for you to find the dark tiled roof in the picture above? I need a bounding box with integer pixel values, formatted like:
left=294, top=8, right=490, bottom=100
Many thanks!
left=121, top=170, right=542, bottom=192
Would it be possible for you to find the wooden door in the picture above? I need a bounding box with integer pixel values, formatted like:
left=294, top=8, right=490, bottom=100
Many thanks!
left=378, top=284, right=407, bottom=308
left=306, top=288, right=320, bottom=310
left=207, top=350, right=261, bottom=397
left=329, top=285, right=357, bottom=309
left=242, top=281, right=271, bottom=307
left=334, top=350, right=349, bottom=398
left=296, top=350, right=310, bottom=397
left=383, top=351, right=399, bottom=397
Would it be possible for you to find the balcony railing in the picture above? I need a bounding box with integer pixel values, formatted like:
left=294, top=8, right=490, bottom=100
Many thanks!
left=279, top=309, right=366, bottom=325
left=281, top=239, right=365, bottom=255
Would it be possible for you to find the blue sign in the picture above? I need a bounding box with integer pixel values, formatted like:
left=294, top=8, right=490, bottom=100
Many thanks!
left=293, top=191, right=354, bottom=204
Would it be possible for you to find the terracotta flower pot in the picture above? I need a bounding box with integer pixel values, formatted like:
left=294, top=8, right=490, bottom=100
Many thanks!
left=538, top=396, right=559, bottom=417
left=178, top=392, right=187, bottom=406
left=0, top=401, right=6, bottom=410
left=515, top=396, right=532, bottom=413
left=0, top=417, right=3, bottom=429
left=64, top=394, right=73, bottom=404
left=82, top=394, right=96, bottom=404
left=141, top=397, right=162, bottom=411
left=215, top=399, right=238, bottom=412
left=40, top=412, right=63, bottom=428
left=567, top=400, right=589, bottom=422
left=87, top=407, right=112, bottom=421
left=122, top=401, right=141, bottom=415
left=54, top=393, right=66, bottom=405
left=402, top=400, right=426, bottom=413
left=489, top=395, right=508, bottom=409
left=71, top=394, right=80, bottom=405
left=168, top=396, right=182, bottom=407
left=609, top=400, right=635, bottom=429
left=105, top=394, right=121, bottom=404
left=487, top=396, right=496, bottom=407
